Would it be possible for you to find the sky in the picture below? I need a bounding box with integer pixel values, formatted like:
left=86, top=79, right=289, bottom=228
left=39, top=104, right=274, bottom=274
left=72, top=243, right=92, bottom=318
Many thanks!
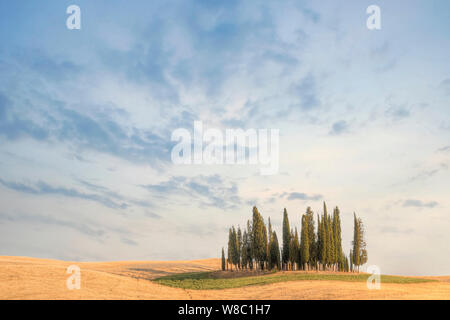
left=0, top=0, right=449, bottom=276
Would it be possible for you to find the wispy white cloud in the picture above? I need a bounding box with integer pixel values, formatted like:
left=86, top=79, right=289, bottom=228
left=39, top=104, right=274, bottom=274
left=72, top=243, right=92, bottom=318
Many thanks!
left=403, top=199, right=439, bottom=209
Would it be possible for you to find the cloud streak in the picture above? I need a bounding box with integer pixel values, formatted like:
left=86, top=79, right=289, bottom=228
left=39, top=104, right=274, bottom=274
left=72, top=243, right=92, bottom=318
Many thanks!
left=0, top=178, right=151, bottom=210
left=0, top=212, right=105, bottom=238
left=403, top=199, right=439, bottom=209
left=282, top=192, right=323, bottom=201
left=142, top=174, right=242, bottom=210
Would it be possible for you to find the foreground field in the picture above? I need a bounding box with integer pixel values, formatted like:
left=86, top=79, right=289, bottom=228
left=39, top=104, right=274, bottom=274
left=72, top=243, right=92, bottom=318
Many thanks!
left=1, top=256, right=449, bottom=300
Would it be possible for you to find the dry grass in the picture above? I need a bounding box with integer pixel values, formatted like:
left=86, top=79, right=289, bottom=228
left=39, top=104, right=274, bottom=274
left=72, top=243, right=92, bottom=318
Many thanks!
left=1, top=256, right=449, bottom=300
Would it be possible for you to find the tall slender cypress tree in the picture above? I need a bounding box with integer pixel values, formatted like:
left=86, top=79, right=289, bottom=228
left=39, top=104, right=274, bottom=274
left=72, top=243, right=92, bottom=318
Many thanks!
left=231, top=226, right=239, bottom=270
left=300, top=215, right=310, bottom=270
left=333, top=207, right=343, bottom=270
left=359, top=219, right=368, bottom=266
left=269, top=231, right=281, bottom=270
left=319, top=214, right=327, bottom=269
left=352, top=213, right=361, bottom=271
left=326, top=210, right=335, bottom=269
left=237, top=226, right=242, bottom=269
left=268, top=217, right=273, bottom=243
left=323, top=203, right=330, bottom=269
left=294, top=228, right=300, bottom=270
left=246, top=220, right=253, bottom=270
left=262, top=222, right=268, bottom=270
left=349, top=249, right=354, bottom=272
left=352, top=213, right=368, bottom=272
left=251, top=206, right=266, bottom=270
left=306, top=207, right=316, bottom=269
left=241, top=231, right=248, bottom=270
left=221, top=247, right=226, bottom=271
left=282, top=208, right=291, bottom=270
left=289, top=228, right=299, bottom=270
left=317, top=214, right=322, bottom=270
left=227, top=228, right=233, bottom=271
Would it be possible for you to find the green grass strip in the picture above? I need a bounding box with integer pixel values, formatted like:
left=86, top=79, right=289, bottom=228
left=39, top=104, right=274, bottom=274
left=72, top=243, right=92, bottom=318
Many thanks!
left=154, top=271, right=435, bottom=290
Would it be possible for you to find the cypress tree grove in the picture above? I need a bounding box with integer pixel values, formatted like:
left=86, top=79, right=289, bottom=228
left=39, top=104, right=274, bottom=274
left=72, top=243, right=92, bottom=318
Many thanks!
left=222, top=204, right=367, bottom=274
left=282, top=208, right=291, bottom=270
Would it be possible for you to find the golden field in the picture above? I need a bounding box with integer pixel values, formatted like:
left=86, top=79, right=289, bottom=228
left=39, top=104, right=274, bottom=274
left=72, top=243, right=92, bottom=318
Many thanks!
left=1, top=256, right=449, bottom=300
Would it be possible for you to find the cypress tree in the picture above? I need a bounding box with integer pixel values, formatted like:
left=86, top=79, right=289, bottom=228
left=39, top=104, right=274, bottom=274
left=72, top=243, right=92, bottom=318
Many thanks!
left=231, top=226, right=240, bottom=270
left=262, top=222, right=268, bottom=270
left=317, top=214, right=322, bottom=270
left=221, top=248, right=226, bottom=271
left=349, top=249, right=354, bottom=272
left=323, top=203, right=330, bottom=269
left=268, top=217, right=273, bottom=243
left=333, top=207, right=343, bottom=271
left=227, top=228, right=233, bottom=271
left=237, top=226, right=242, bottom=269
left=294, top=228, right=300, bottom=270
left=326, top=209, right=335, bottom=269
left=288, top=229, right=293, bottom=270
left=352, top=213, right=368, bottom=272
left=251, top=206, right=266, bottom=270
left=246, top=220, right=253, bottom=270
left=319, top=214, right=327, bottom=269
left=300, top=215, right=310, bottom=270
left=289, top=228, right=299, bottom=270
left=352, top=213, right=361, bottom=271
left=359, top=220, right=368, bottom=266
left=269, top=231, right=281, bottom=270
left=274, top=232, right=281, bottom=270
left=306, top=207, right=316, bottom=269
left=267, top=218, right=272, bottom=270
left=241, top=230, right=249, bottom=270
left=282, top=208, right=291, bottom=270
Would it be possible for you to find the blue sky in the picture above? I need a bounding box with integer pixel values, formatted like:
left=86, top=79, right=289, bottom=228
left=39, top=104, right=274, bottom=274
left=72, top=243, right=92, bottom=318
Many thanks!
left=0, top=0, right=449, bottom=275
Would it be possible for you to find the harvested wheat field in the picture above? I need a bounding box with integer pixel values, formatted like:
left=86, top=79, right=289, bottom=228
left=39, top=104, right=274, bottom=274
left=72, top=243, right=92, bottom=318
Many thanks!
left=1, top=256, right=449, bottom=300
